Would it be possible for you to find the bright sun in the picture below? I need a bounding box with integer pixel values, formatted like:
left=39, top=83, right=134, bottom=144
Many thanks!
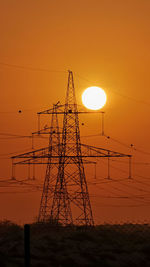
left=82, top=86, right=107, bottom=110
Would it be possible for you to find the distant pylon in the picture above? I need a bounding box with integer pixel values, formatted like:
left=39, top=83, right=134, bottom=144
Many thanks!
left=50, top=71, right=94, bottom=226
left=38, top=104, right=60, bottom=222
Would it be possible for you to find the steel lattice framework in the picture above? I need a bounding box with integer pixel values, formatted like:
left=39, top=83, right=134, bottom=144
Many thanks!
left=12, top=71, right=132, bottom=226
left=48, top=71, right=94, bottom=226
left=38, top=104, right=61, bottom=222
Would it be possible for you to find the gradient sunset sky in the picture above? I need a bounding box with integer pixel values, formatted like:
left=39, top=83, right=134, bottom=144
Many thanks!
left=0, top=0, right=150, bottom=224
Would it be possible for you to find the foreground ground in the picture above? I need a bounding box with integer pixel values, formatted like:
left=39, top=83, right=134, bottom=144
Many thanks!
left=0, top=221, right=150, bottom=266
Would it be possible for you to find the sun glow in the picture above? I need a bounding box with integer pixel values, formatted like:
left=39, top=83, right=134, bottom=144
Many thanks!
left=82, top=86, right=107, bottom=110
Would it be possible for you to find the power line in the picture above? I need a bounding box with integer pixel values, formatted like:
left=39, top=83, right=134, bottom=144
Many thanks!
left=0, top=62, right=66, bottom=73
left=75, top=72, right=150, bottom=107
left=93, top=179, right=150, bottom=205
left=92, top=202, right=150, bottom=208
left=104, top=134, right=150, bottom=156
left=93, top=160, right=150, bottom=197
left=81, top=132, right=150, bottom=157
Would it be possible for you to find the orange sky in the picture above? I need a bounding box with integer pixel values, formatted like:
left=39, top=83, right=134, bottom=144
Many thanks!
left=0, top=0, right=150, bottom=224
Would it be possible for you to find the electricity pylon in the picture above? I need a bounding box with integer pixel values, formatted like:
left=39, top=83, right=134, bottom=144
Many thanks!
left=11, top=70, right=132, bottom=226
left=38, top=103, right=61, bottom=222
left=49, top=71, right=94, bottom=226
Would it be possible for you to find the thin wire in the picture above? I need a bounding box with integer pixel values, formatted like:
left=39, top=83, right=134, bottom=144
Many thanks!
left=104, top=134, right=150, bottom=156
left=75, top=72, right=150, bottom=107
left=108, top=158, right=150, bottom=166
left=81, top=132, right=150, bottom=158
left=101, top=160, right=150, bottom=189
left=92, top=178, right=150, bottom=205
left=0, top=190, right=41, bottom=194
left=0, top=148, right=33, bottom=156
left=0, top=62, right=67, bottom=73
left=92, top=203, right=150, bottom=208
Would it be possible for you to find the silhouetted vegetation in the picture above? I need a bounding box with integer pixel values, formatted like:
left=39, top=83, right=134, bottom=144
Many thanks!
left=0, top=220, right=150, bottom=266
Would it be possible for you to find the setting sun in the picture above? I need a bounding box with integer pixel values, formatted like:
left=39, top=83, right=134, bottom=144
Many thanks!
left=82, top=86, right=107, bottom=110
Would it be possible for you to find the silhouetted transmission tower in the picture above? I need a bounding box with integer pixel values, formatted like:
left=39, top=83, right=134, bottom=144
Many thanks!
left=38, top=103, right=61, bottom=222
left=12, top=71, right=132, bottom=226
left=48, top=71, right=94, bottom=226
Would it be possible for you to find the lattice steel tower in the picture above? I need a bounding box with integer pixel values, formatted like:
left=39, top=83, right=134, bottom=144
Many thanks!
left=38, top=104, right=61, bottom=222
left=48, top=71, right=94, bottom=226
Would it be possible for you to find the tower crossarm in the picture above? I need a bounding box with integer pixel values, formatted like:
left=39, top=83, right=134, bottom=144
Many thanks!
left=11, top=143, right=131, bottom=162
left=11, top=145, right=59, bottom=162
left=12, top=157, right=97, bottom=166
left=37, top=105, right=104, bottom=115
left=32, top=127, right=63, bottom=135
left=80, top=143, right=131, bottom=158
left=32, top=127, right=51, bottom=135
left=37, top=104, right=64, bottom=115
left=11, top=146, right=50, bottom=159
